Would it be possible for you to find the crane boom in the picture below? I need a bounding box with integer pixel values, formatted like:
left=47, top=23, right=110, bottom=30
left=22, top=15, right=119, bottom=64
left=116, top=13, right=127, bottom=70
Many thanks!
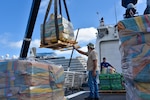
left=19, top=0, right=41, bottom=58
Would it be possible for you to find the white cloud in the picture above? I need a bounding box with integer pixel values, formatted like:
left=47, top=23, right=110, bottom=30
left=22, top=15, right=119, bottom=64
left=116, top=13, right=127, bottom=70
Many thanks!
left=74, top=27, right=97, bottom=43
left=77, top=46, right=88, bottom=59
left=0, top=32, right=22, bottom=48
left=54, top=46, right=88, bottom=59
left=8, top=39, right=40, bottom=49
left=30, top=39, right=40, bottom=48
left=0, top=32, right=11, bottom=44
left=12, top=55, right=19, bottom=59
left=9, top=40, right=22, bottom=48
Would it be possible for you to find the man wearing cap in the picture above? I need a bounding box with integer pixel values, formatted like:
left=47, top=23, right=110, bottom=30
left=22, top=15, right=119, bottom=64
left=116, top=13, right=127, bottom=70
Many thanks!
left=74, top=43, right=100, bottom=100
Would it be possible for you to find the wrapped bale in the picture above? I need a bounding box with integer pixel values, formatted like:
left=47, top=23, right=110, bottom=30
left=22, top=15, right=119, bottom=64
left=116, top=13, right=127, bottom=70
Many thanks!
left=18, top=86, right=64, bottom=100
left=120, top=43, right=150, bottom=63
left=135, top=82, right=150, bottom=99
left=0, top=59, right=65, bottom=100
left=118, top=14, right=150, bottom=100
left=40, top=14, right=75, bottom=44
left=118, top=14, right=150, bottom=48
left=0, top=86, right=65, bottom=100
left=0, top=60, right=64, bottom=87
left=17, top=60, right=64, bottom=87
left=118, top=30, right=150, bottom=48
left=118, top=14, right=150, bottom=32
left=121, top=57, right=150, bottom=82
left=125, top=81, right=150, bottom=100
left=118, top=15, right=150, bottom=82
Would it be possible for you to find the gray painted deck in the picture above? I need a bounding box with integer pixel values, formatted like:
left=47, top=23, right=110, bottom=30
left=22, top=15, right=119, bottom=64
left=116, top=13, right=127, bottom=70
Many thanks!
left=67, top=92, right=126, bottom=100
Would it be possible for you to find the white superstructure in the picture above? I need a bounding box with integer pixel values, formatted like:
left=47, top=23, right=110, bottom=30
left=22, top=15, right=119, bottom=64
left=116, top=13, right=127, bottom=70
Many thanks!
left=95, top=24, right=122, bottom=73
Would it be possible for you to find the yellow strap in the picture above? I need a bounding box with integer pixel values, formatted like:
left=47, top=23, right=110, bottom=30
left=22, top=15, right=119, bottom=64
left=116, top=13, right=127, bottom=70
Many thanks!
left=134, top=16, right=145, bottom=31
left=7, top=61, right=12, bottom=71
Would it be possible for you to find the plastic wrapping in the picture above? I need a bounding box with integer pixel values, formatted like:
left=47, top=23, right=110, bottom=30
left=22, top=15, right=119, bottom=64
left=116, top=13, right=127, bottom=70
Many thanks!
left=125, top=82, right=150, bottom=100
left=40, top=14, right=75, bottom=43
left=122, top=59, right=150, bottom=82
left=118, top=14, right=150, bottom=32
left=99, top=74, right=124, bottom=90
left=119, top=31, right=150, bottom=48
left=118, top=14, right=150, bottom=100
left=0, top=59, right=65, bottom=100
left=120, top=43, right=150, bottom=62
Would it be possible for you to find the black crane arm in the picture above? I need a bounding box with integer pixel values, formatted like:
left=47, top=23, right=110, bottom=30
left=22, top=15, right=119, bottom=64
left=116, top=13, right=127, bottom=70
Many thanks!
left=19, top=0, right=41, bottom=58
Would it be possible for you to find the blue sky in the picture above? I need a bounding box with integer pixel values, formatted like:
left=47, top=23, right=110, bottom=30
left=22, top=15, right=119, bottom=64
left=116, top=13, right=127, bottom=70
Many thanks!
left=0, top=0, right=146, bottom=59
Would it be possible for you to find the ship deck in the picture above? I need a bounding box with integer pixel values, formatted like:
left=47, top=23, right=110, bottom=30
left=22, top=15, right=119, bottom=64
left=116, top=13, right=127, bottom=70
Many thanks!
left=66, top=91, right=126, bottom=100
left=65, top=87, right=126, bottom=100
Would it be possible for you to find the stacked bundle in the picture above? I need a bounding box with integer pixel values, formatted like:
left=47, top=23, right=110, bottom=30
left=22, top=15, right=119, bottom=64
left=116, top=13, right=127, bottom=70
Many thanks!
left=99, top=74, right=124, bottom=90
left=109, top=74, right=124, bottom=90
left=40, top=14, right=75, bottom=44
left=118, top=14, right=150, bottom=100
left=99, top=74, right=111, bottom=90
left=0, top=59, right=66, bottom=100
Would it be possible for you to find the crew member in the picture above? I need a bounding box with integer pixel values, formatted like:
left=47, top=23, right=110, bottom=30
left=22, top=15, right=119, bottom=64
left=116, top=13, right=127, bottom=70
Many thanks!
left=100, top=57, right=114, bottom=73
left=74, top=43, right=100, bottom=100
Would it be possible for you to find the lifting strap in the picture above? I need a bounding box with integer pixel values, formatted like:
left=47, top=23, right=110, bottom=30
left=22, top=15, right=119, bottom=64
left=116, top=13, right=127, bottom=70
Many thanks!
left=42, top=0, right=52, bottom=45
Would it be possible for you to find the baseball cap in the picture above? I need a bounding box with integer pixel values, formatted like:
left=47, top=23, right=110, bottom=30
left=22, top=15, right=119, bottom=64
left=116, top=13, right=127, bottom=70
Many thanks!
left=87, top=42, right=94, bottom=49
left=127, top=3, right=136, bottom=9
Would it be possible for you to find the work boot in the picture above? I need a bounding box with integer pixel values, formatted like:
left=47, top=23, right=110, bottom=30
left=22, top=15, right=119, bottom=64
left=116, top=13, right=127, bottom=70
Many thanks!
left=84, top=97, right=94, bottom=100
left=94, top=98, right=99, bottom=100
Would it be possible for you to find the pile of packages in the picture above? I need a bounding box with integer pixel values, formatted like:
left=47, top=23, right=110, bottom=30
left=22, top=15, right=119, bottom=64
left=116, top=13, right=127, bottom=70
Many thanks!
left=118, top=14, right=150, bottom=100
left=0, top=59, right=66, bottom=100
left=40, top=14, right=75, bottom=44
left=99, top=73, right=125, bottom=90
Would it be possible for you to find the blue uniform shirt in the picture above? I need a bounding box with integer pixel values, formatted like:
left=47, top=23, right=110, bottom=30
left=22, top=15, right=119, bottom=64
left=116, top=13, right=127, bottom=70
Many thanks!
left=100, top=62, right=112, bottom=72
left=101, top=62, right=111, bottom=68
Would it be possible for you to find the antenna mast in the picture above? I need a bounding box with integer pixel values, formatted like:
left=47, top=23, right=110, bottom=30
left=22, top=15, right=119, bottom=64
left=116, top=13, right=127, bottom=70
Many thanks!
left=114, top=1, right=118, bottom=24
left=96, top=12, right=101, bottom=24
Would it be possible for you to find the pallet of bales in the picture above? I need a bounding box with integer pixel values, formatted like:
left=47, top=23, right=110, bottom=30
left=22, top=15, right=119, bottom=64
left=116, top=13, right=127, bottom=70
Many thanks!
left=99, top=73, right=125, bottom=93
left=40, top=14, right=77, bottom=50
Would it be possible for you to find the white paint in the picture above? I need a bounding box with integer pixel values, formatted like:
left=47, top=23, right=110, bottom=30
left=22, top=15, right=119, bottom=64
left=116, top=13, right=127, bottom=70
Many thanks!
left=66, top=91, right=89, bottom=99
